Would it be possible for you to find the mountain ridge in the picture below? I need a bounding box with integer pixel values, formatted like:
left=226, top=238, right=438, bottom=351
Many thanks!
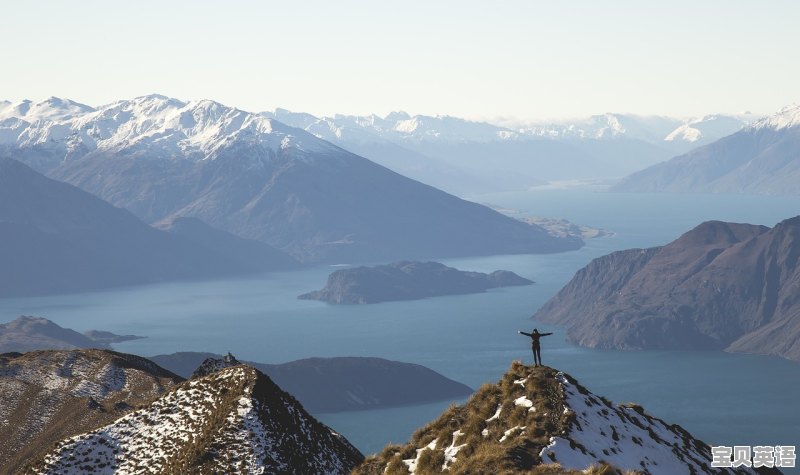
left=25, top=364, right=364, bottom=474
left=612, top=103, right=800, bottom=195
left=0, top=349, right=183, bottom=473
left=354, top=362, right=767, bottom=474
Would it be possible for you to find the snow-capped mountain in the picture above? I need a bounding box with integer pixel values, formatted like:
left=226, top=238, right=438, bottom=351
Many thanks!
left=263, top=107, right=756, bottom=195
left=522, top=113, right=754, bottom=146
left=266, top=109, right=518, bottom=144
left=268, top=108, right=753, bottom=147
left=0, top=97, right=94, bottom=123
left=613, top=103, right=800, bottom=195
left=0, top=349, right=182, bottom=473
left=0, top=95, right=581, bottom=264
left=520, top=113, right=683, bottom=142
left=354, top=362, right=760, bottom=475
left=27, top=365, right=363, bottom=474
left=664, top=113, right=760, bottom=144
left=750, top=103, right=800, bottom=131
left=0, top=95, right=336, bottom=170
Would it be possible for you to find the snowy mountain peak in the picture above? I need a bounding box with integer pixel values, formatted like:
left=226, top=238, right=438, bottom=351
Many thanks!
left=664, top=114, right=751, bottom=143
left=0, top=95, right=339, bottom=161
left=27, top=365, right=364, bottom=474
left=355, top=362, right=757, bottom=475
left=0, top=97, right=95, bottom=122
left=750, top=103, right=800, bottom=131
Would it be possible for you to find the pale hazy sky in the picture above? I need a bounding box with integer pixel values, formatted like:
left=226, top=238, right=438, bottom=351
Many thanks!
left=2, top=0, right=798, bottom=121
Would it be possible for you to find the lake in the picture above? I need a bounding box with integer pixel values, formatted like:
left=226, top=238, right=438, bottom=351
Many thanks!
left=2, top=190, right=799, bottom=463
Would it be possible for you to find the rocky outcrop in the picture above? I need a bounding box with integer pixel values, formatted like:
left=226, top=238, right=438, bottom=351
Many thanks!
left=533, top=217, right=800, bottom=361
left=191, top=352, right=242, bottom=378
left=299, top=261, right=533, bottom=304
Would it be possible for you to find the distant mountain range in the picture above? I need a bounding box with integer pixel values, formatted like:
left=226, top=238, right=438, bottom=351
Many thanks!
left=0, top=157, right=298, bottom=297
left=264, top=108, right=756, bottom=194
left=0, top=95, right=582, bottom=264
left=613, top=104, right=800, bottom=195
left=533, top=217, right=800, bottom=362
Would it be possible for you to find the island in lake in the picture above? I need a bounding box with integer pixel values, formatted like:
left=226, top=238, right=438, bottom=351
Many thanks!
left=299, top=261, right=533, bottom=304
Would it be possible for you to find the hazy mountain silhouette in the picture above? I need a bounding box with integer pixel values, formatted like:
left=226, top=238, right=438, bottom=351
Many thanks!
left=0, top=157, right=291, bottom=297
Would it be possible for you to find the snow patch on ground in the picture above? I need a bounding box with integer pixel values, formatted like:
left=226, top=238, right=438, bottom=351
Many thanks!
left=442, top=430, right=467, bottom=470
left=499, top=425, right=525, bottom=443
left=539, top=372, right=758, bottom=475
left=485, top=404, right=501, bottom=422
left=403, top=438, right=438, bottom=474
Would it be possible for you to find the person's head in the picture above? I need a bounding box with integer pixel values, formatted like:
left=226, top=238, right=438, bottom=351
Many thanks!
left=533, top=328, right=539, bottom=334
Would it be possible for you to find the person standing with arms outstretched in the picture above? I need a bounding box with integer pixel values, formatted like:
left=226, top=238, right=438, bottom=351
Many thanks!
left=518, top=328, right=553, bottom=367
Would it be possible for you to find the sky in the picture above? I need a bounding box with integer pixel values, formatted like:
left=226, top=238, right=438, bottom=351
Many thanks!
left=2, top=0, right=799, bottom=122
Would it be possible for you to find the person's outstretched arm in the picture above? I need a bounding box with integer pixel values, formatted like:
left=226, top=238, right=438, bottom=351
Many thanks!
left=518, top=331, right=532, bottom=337
left=541, top=332, right=553, bottom=336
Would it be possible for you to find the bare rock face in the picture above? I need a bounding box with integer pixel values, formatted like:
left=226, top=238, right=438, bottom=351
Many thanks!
left=299, top=261, right=533, bottom=304
left=26, top=365, right=364, bottom=475
left=191, top=352, right=242, bottom=378
left=354, top=362, right=765, bottom=475
left=534, top=217, right=800, bottom=361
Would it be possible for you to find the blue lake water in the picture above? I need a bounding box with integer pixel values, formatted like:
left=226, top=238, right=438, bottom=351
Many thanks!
left=2, top=191, right=800, bottom=464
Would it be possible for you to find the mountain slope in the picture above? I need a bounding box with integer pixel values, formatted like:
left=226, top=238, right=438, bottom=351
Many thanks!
left=354, top=362, right=764, bottom=475
left=0, top=315, right=143, bottom=353
left=613, top=104, right=800, bottom=194
left=533, top=217, right=800, bottom=361
left=155, top=216, right=300, bottom=271
left=26, top=365, right=363, bottom=474
left=0, top=95, right=582, bottom=263
left=149, top=352, right=473, bottom=413
left=0, top=157, right=283, bottom=297
left=0, top=349, right=182, bottom=473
